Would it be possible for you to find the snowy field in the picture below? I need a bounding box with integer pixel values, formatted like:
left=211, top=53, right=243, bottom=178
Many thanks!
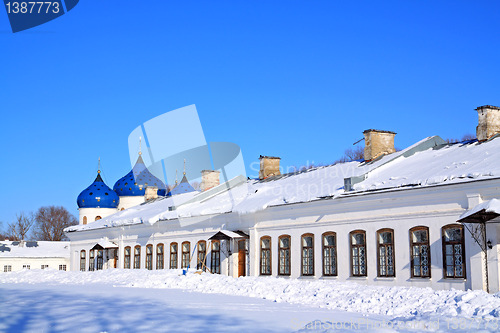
left=2, top=270, right=500, bottom=332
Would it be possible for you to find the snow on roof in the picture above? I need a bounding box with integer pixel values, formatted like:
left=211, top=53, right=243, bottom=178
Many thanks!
left=68, top=136, right=500, bottom=232
left=459, top=198, right=500, bottom=221
left=0, top=241, right=70, bottom=258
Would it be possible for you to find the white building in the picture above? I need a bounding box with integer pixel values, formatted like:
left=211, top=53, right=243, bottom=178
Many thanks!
left=67, top=105, right=500, bottom=293
left=0, top=241, right=70, bottom=272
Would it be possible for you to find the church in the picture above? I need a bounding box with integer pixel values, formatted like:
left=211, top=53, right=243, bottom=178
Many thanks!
left=66, top=105, right=500, bottom=293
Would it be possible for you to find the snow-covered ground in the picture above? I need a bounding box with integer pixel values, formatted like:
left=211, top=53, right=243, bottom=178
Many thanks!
left=2, top=269, right=500, bottom=332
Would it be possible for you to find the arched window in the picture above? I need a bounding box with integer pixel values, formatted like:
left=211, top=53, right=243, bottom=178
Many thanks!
left=134, top=245, right=141, bottom=269
left=410, top=226, right=430, bottom=278
left=301, top=234, right=314, bottom=276
left=181, top=242, right=190, bottom=269
left=96, top=249, right=103, bottom=270
left=377, top=229, right=395, bottom=277
left=211, top=241, right=221, bottom=274
left=156, top=243, right=164, bottom=270
left=146, top=245, right=153, bottom=270
left=89, top=250, right=95, bottom=271
left=80, top=250, right=86, bottom=271
left=350, top=230, right=367, bottom=277
left=278, top=235, right=291, bottom=276
left=82, top=216, right=87, bottom=225
left=322, top=232, right=337, bottom=276
left=124, top=246, right=131, bottom=269
left=197, top=241, right=207, bottom=271
left=442, top=224, right=465, bottom=278
left=95, top=216, right=102, bottom=221
left=260, top=236, right=271, bottom=275
left=170, top=242, right=178, bottom=269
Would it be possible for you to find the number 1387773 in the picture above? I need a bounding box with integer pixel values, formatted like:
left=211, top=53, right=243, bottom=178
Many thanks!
left=5, top=2, right=60, bottom=14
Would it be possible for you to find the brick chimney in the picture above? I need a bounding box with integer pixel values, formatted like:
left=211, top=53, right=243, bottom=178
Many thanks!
left=201, top=170, right=220, bottom=191
left=476, top=105, right=500, bottom=142
left=259, top=156, right=281, bottom=179
left=145, top=186, right=158, bottom=201
left=363, top=129, right=396, bottom=162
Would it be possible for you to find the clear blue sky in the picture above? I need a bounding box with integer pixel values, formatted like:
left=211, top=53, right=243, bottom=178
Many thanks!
left=1, top=0, right=499, bottom=229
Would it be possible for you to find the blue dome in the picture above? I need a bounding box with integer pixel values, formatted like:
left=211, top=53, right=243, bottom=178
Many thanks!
left=168, top=174, right=196, bottom=196
left=77, top=172, right=119, bottom=209
left=113, top=155, right=166, bottom=197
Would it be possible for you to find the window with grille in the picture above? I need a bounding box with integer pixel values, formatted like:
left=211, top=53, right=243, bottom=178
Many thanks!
left=410, top=227, right=430, bottom=278
left=59, top=265, right=67, bottom=271
left=80, top=250, right=86, bottom=271
left=278, top=235, right=291, bottom=276
left=301, top=234, right=314, bottom=276
left=350, top=230, right=367, bottom=277
left=146, top=245, right=153, bottom=270
left=89, top=250, right=95, bottom=271
left=442, top=225, right=465, bottom=278
left=377, top=229, right=395, bottom=277
left=170, top=243, right=178, bottom=269
left=197, top=241, right=207, bottom=271
left=260, top=237, right=271, bottom=275
left=156, top=244, right=164, bottom=270
left=322, top=232, right=337, bottom=276
left=124, top=247, right=131, bottom=269
left=134, top=246, right=141, bottom=269
left=181, top=242, right=190, bottom=269
left=211, top=241, right=220, bottom=274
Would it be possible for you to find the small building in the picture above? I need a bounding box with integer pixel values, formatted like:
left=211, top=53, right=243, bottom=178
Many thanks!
left=0, top=241, right=70, bottom=272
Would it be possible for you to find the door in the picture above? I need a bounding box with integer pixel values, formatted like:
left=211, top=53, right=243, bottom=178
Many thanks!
left=238, top=240, right=246, bottom=277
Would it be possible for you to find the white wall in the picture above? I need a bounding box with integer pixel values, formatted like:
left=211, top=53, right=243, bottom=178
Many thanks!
left=0, top=257, right=69, bottom=272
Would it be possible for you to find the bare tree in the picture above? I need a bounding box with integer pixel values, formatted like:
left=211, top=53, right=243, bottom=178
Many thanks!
left=445, top=133, right=477, bottom=143
left=335, top=145, right=365, bottom=164
left=7, top=212, right=35, bottom=241
left=32, top=206, right=78, bottom=241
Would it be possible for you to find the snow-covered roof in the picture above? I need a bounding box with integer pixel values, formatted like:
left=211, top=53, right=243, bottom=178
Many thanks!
left=0, top=241, right=70, bottom=258
left=458, top=199, right=500, bottom=223
left=66, top=136, right=500, bottom=233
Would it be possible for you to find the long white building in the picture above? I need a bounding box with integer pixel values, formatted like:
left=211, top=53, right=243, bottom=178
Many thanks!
left=66, top=105, right=500, bottom=293
left=0, top=241, right=70, bottom=272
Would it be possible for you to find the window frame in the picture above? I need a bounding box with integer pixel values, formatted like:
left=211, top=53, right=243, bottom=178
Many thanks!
left=156, top=243, right=164, bottom=270
left=409, top=226, right=431, bottom=278
left=181, top=241, right=190, bottom=269
left=170, top=242, right=178, bottom=269
left=260, top=236, right=272, bottom=276
left=278, top=235, right=291, bottom=276
left=211, top=240, right=221, bottom=274
left=134, top=245, right=141, bottom=269
left=377, top=228, right=395, bottom=277
left=442, top=224, right=466, bottom=279
left=350, top=230, right=367, bottom=277
left=197, top=240, right=207, bottom=271
left=124, top=246, right=131, bottom=269
left=80, top=250, right=86, bottom=271
left=89, top=250, right=95, bottom=271
left=146, top=244, right=153, bottom=270
left=301, top=233, right=314, bottom=276
left=322, top=232, right=337, bottom=277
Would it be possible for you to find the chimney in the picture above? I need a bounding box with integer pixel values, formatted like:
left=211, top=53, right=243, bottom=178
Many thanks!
left=476, top=105, right=500, bottom=142
left=363, top=129, right=396, bottom=162
left=259, top=156, right=281, bottom=179
left=201, top=170, right=220, bottom=191
left=145, top=186, right=158, bottom=201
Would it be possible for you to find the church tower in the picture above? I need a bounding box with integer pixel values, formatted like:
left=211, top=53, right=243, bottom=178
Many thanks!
left=76, top=162, right=119, bottom=225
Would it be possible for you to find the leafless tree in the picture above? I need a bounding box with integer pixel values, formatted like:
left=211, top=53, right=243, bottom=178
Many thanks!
left=7, top=212, right=35, bottom=241
left=335, top=145, right=365, bottom=164
left=445, top=133, right=477, bottom=143
left=32, top=206, right=78, bottom=241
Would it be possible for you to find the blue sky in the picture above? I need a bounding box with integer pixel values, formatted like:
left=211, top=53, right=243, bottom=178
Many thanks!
left=1, top=0, right=499, bottom=228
